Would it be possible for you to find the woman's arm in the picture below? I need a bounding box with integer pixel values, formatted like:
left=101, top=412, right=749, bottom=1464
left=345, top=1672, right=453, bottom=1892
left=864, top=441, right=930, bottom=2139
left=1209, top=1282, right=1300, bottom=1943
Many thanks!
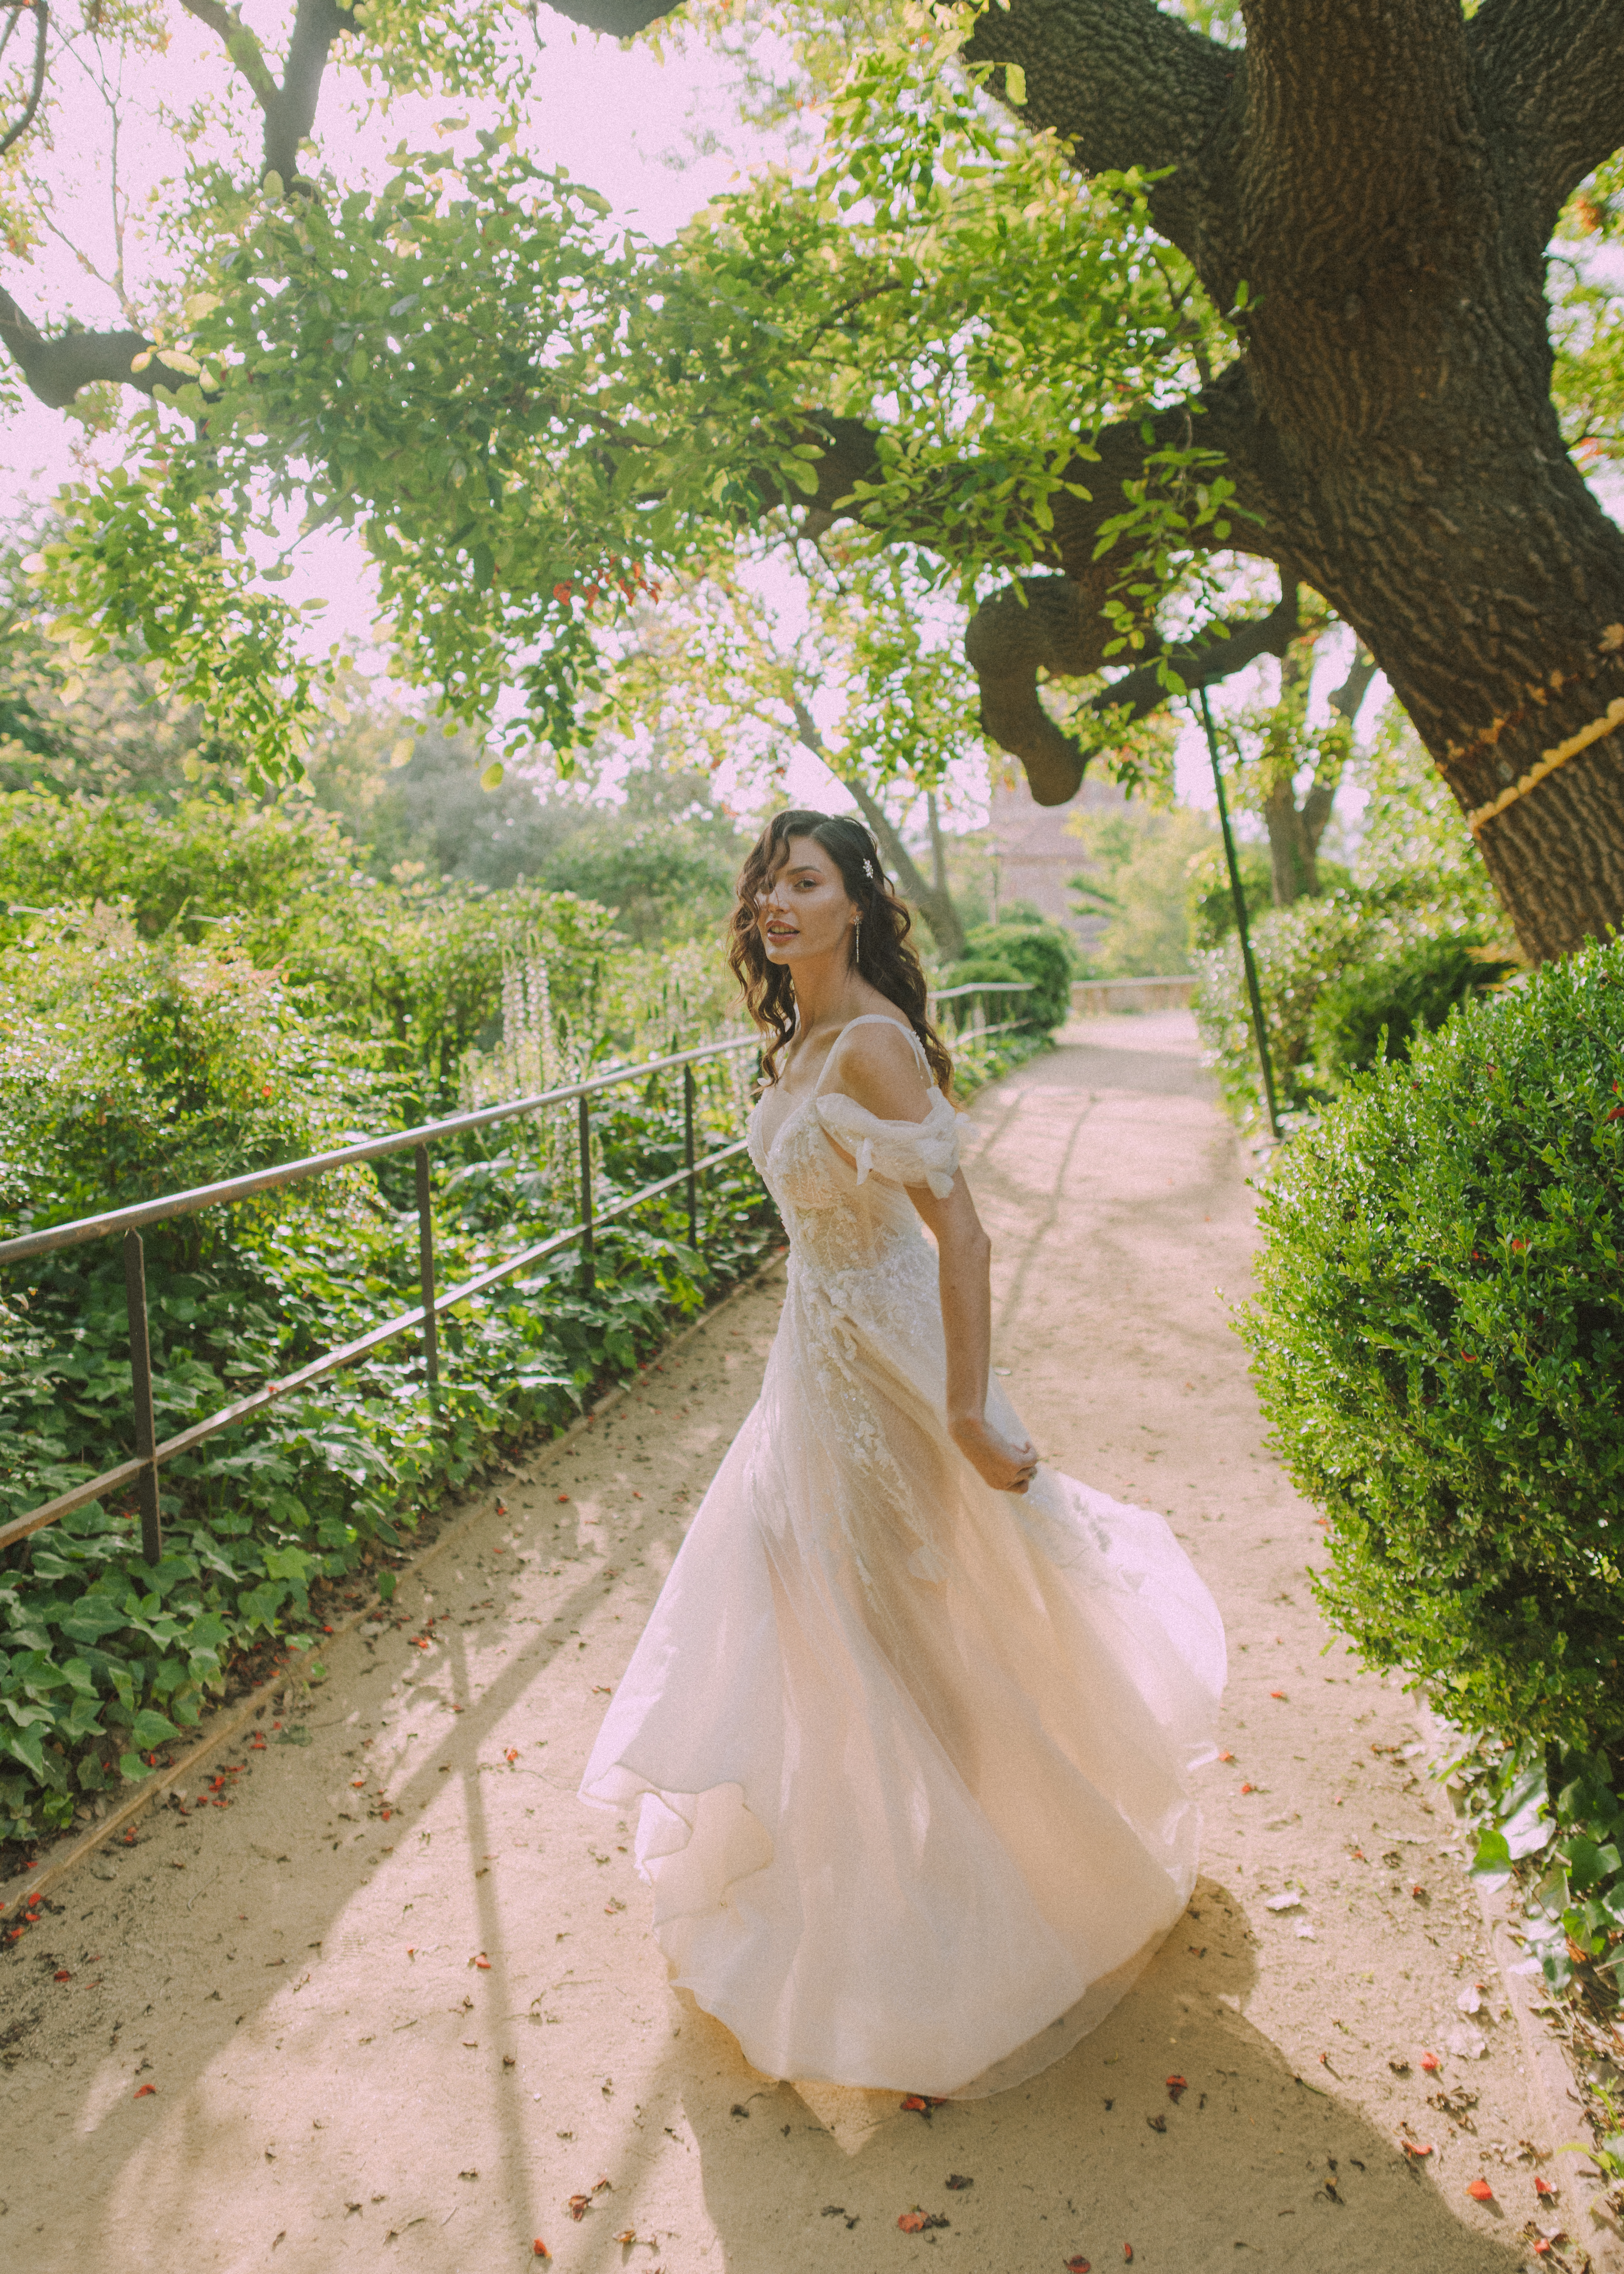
left=830, top=1026, right=1039, bottom=1495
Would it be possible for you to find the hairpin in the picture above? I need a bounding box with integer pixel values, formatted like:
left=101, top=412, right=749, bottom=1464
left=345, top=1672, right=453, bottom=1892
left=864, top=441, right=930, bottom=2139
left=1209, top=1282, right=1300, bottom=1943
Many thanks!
left=862, top=858, right=874, bottom=879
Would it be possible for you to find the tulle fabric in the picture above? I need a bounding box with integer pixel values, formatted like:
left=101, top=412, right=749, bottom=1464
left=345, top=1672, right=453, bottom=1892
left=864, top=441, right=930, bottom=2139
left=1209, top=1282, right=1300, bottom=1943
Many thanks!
left=580, top=1019, right=1225, bottom=2098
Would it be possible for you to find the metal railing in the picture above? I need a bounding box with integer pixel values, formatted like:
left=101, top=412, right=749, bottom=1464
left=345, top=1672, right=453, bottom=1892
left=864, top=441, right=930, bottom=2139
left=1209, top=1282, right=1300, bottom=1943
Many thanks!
left=0, top=1035, right=762, bottom=1562
left=933, top=978, right=1032, bottom=1042
left=0, top=980, right=1032, bottom=1566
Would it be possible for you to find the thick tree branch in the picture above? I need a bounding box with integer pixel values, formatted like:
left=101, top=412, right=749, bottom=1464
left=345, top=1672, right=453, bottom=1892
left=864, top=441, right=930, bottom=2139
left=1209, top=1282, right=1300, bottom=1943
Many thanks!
left=542, top=0, right=678, bottom=30
left=177, top=0, right=348, bottom=185
left=965, top=581, right=1300, bottom=805
left=0, top=284, right=170, bottom=408
left=964, top=0, right=1237, bottom=268
left=1236, top=0, right=1490, bottom=303
left=1469, top=0, right=1624, bottom=239
left=1087, top=592, right=1302, bottom=726
left=3, top=0, right=351, bottom=412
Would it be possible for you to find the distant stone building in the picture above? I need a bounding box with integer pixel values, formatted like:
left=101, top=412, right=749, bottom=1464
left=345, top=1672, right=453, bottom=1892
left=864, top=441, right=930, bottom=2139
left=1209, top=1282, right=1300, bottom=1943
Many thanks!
left=985, top=767, right=1126, bottom=945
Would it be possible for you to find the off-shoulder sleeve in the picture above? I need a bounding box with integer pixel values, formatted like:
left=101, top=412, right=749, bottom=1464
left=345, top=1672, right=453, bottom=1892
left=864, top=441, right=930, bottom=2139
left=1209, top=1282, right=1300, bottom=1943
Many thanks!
left=814, top=1089, right=962, bottom=1199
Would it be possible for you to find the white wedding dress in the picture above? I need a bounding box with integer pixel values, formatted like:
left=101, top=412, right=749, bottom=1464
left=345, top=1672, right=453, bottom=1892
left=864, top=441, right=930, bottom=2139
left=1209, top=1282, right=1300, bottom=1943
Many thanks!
left=580, top=1017, right=1226, bottom=2099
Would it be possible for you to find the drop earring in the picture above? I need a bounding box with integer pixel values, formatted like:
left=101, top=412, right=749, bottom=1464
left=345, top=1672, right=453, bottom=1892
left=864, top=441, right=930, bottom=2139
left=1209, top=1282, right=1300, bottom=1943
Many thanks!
left=852, top=917, right=861, bottom=968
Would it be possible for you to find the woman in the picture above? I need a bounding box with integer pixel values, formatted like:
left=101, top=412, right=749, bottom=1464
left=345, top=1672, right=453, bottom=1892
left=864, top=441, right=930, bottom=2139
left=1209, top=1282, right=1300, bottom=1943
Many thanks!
left=580, top=810, right=1225, bottom=2099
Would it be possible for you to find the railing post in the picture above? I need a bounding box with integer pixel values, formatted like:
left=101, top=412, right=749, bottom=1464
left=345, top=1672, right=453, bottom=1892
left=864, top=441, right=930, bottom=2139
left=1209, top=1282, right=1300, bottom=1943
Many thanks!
left=122, top=1230, right=162, bottom=1566
left=578, top=1093, right=595, bottom=1291
left=683, top=1064, right=697, bottom=1248
left=414, top=1143, right=439, bottom=1391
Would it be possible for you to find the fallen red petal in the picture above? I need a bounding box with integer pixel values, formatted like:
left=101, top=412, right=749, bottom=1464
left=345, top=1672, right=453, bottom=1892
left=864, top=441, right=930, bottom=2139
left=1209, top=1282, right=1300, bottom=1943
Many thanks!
left=899, top=2212, right=927, bottom=2233
left=1420, top=2052, right=1441, bottom=2072
left=1467, top=2178, right=1494, bottom=2201
left=533, top=2246, right=551, bottom=2261
left=134, top=2084, right=156, bottom=2098
left=1535, top=2175, right=1556, bottom=2198
left=1063, top=2260, right=1091, bottom=2272
left=53, top=1969, right=70, bottom=1982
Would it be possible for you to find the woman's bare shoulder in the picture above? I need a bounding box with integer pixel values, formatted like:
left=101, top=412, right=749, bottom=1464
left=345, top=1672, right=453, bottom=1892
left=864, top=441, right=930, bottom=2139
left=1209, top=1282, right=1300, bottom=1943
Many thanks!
left=826, top=1015, right=930, bottom=1119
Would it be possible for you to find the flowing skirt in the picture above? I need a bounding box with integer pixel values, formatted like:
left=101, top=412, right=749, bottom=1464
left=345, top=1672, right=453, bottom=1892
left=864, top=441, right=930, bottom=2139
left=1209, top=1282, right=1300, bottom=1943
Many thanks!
left=580, top=1259, right=1226, bottom=2098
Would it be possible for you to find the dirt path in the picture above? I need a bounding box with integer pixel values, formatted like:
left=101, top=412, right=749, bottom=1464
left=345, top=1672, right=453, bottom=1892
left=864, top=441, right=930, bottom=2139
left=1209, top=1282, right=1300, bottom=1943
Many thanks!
left=1, top=1014, right=1559, bottom=2272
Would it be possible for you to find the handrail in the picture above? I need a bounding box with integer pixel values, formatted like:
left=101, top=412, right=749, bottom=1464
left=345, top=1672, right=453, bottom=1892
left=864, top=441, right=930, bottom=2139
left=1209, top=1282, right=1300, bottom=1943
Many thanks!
left=1, top=1038, right=763, bottom=1564
left=0, top=1032, right=760, bottom=1267
left=2, top=979, right=1033, bottom=1565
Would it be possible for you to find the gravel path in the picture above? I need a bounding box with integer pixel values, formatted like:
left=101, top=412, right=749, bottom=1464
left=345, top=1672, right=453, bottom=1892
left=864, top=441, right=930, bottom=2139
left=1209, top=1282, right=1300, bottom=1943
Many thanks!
left=0, top=1013, right=1555, bottom=2272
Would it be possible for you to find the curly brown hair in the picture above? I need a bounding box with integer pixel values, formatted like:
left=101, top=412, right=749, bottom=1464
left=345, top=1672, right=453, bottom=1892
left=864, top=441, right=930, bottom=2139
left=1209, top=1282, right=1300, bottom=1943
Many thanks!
left=727, top=808, right=953, bottom=1091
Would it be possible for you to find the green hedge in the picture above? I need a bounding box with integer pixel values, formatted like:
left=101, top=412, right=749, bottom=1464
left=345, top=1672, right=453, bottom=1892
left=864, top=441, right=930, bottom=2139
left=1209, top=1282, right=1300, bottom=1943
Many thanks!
left=1237, top=938, right=1624, bottom=1755
left=953, top=919, right=1076, bottom=1031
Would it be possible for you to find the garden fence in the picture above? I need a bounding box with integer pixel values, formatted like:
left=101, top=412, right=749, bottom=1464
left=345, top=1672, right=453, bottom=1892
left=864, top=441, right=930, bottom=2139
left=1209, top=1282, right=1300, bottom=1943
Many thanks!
left=0, top=981, right=1027, bottom=1565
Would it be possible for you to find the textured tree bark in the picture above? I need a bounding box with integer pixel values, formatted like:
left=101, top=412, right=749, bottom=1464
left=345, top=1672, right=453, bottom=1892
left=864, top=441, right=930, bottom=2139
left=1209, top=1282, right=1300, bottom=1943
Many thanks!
left=945, top=0, right=1624, bottom=960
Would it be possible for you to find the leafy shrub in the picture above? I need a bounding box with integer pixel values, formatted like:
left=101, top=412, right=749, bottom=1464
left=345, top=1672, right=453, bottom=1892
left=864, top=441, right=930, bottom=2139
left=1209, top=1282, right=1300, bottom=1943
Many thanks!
left=1311, top=934, right=1518, bottom=1083
left=1237, top=938, right=1624, bottom=1757
left=958, top=919, right=1075, bottom=1030
left=0, top=909, right=382, bottom=1239
left=1195, top=887, right=1504, bottom=1129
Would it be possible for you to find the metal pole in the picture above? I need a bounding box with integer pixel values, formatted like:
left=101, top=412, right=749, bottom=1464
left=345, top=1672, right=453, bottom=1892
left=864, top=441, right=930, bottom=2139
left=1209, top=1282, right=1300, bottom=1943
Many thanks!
left=414, top=1144, right=439, bottom=1391
left=578, top=1094, right=595, bottom=1291
left=1197, top=685, right=1282, bottom=1143
left=683, top=1065, right=697, bottom=1248
left=122, top=1230, right=162, bottom=1565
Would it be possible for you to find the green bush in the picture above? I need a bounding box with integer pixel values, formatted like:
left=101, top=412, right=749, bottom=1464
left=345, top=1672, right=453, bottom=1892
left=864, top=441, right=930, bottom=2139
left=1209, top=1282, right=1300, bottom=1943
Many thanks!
left=1237, top=938, right=1624, bottom=1756
left=959, top=919, right=1075, bottom=1030
left=1311, top=934, right=1518, bottom=1083
left=1195, top=888, right=1506, bottom=1130
left=0, top=909, right=382, bottom=1239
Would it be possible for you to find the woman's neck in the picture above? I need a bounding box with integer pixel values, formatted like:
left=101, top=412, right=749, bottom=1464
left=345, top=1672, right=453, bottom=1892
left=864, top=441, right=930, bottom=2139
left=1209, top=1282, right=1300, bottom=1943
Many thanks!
left=787, top=951, right=878, bottom=1045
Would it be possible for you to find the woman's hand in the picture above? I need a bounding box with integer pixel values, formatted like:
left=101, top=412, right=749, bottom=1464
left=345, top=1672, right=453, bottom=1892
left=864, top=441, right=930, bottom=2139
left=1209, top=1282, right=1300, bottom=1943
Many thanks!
left=949, top=1412, right=1039, bottom=1494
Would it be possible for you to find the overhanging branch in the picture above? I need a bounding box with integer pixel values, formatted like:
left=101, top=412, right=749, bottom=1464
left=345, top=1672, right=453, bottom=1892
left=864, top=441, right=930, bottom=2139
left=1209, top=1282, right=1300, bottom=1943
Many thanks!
left=1469, top=0, right=1624, bottom=237
left=0, top=0, right=47, bottom=160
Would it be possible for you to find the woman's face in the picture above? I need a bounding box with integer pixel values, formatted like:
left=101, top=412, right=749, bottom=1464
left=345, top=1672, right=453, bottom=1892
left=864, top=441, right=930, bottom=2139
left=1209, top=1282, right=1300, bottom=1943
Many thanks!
left=756, top=834, right=856, bottom=969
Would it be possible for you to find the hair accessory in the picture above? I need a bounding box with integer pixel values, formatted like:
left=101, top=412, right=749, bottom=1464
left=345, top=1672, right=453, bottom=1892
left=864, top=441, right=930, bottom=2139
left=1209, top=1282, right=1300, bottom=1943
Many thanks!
left=862, top=858, right=874, bottom=879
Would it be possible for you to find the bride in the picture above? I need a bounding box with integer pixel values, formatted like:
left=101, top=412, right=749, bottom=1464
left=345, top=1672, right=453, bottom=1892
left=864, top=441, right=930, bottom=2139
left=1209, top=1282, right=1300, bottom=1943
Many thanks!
left=580, top=809, right=1226, bottom=2099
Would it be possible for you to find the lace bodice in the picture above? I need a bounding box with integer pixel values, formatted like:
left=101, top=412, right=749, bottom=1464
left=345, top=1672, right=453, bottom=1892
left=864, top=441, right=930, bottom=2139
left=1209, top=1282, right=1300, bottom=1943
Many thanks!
left=746, top=1017, right=961, bottom=1303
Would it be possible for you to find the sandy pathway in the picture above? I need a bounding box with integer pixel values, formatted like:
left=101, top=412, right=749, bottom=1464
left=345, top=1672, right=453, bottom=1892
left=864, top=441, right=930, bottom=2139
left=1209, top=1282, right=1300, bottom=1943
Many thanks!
left=0, top=1014, right=1555, bottom=2272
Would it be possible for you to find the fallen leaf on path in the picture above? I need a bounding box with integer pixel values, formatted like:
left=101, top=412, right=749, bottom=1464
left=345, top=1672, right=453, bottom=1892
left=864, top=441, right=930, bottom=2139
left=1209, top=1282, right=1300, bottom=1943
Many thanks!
left=592, top=1685, right=612, bottom=1695
left=532, top=2244, right=551, bottom=2260
left=568, top=2195, right=592, bottom=2221
left=1124, top=2251, right=1134, bottom=2265
left=1420, top=2052, right=1441, bottom=2073
left=1535, top=2175, right=1556, bottom=2199
left=945, top=2174, right=973, bottom=2190
left=53, top=1969, right=70, bottom=1982
left=1063, top=2260, right=1091, bottom=2272
left=897, top=2209, right=949, bottom=2233
left=557, top=1494, right=570, bottom=1503
left=134, top=2084, right=156, bottom=2098
left=1166, top=2076, right=1187, bottom=2103
left=1466, top=2178, right=1494, bottom=2202
left=1270, top=1691, right=1286, bottom=1700
left=1402, top=2142, right=1434, bottom=2158
left=1146, top=2114, right=1167, bottom=2134
left=1240, top=1782, right=1254, bottom=1794
left=472, top=1953, right=491, bottom=1969
left=505, top=1748, right=519, bottom=1763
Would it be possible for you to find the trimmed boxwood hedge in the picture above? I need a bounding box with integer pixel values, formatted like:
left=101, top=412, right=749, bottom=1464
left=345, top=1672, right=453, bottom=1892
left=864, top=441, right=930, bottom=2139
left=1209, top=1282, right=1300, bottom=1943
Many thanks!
left=1238, top=938, right=1624, bottom=1755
